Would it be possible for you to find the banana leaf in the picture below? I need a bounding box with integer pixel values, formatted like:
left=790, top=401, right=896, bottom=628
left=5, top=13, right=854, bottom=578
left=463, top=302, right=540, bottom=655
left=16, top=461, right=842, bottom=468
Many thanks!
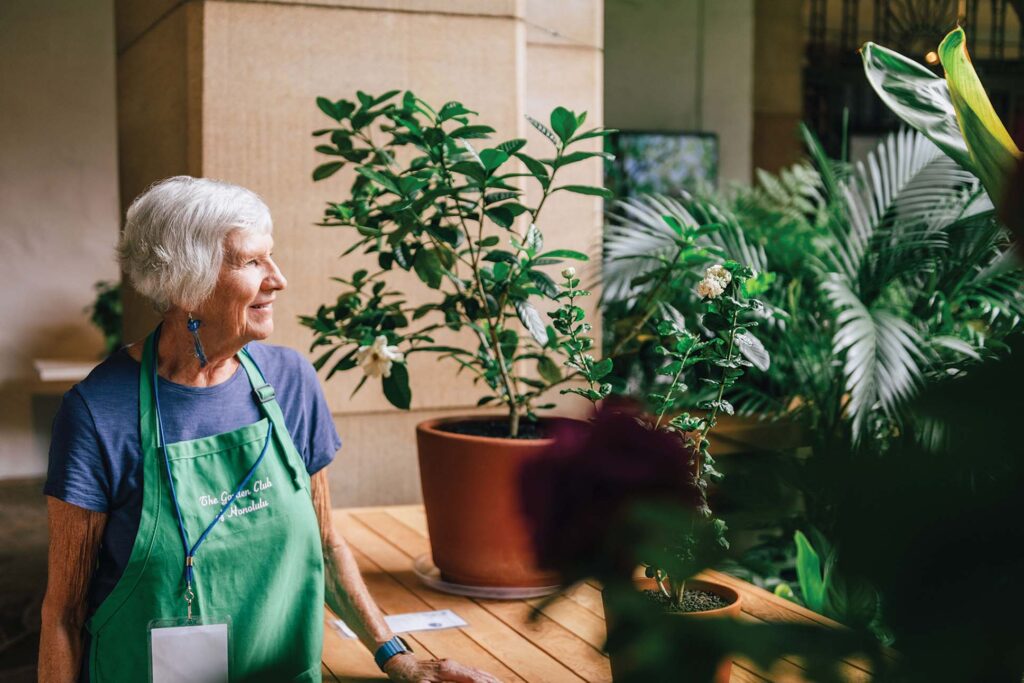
left=860, top=41, right=973, bottom=173
left=938, top=27, right=1022, bottom=204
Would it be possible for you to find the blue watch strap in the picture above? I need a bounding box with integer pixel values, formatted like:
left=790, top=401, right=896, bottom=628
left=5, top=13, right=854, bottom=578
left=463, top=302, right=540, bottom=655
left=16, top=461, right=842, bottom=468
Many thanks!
left=374, top=635, right=412, bottom=671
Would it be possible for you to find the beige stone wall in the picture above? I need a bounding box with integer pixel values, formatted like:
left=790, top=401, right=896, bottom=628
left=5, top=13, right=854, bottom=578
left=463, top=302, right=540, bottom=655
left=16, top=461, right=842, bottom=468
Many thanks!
left=602, top=0, right=757, bottom=184
left=0, top=0, right=120, bottom=478
left=116, top=0, right=604, bottom=505
left=604, top=0, right=754, bottom=185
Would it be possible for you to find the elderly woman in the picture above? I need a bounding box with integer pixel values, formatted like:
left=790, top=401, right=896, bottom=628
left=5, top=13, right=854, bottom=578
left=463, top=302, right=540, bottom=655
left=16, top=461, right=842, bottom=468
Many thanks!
left=39, top=177, right=498, bottom=683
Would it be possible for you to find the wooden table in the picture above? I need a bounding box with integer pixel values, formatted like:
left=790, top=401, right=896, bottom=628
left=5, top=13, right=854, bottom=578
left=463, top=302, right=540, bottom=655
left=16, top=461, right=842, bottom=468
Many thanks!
left=321, top=506, right=872, bottom=682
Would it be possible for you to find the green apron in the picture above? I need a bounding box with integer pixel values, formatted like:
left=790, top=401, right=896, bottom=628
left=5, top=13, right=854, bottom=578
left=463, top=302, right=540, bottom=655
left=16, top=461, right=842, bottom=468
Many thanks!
left=85, top=329, right=325, bottom=682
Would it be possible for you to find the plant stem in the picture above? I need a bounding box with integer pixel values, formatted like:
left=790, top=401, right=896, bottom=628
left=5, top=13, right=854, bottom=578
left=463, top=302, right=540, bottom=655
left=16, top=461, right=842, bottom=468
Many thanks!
left=654, top=346, right=694, bottom=430
left=437, top=136, right=519, bottom=430
left=563, top=285, right=600, bottom=400
left=696, top=309, right=740, bottom=470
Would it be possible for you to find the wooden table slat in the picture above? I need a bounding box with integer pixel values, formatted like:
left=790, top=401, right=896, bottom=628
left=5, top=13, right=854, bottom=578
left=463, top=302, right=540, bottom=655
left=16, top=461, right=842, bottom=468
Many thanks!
left=325, top=507, right=873, bottom=683
left=477, top=599, right=611, bottom=682
left=335, top=510, right=585, bottom=682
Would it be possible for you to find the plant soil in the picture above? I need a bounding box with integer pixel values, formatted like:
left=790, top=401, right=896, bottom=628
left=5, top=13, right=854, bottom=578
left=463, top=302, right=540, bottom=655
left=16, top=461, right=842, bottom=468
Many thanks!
left=436, top=419, right=552, bottom=440
left=641, top=588, right=730, bottom=613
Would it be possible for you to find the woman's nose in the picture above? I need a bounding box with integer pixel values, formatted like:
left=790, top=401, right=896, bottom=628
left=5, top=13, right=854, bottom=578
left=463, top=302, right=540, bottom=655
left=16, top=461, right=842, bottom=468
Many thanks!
left=267, top=258, right=287, bottom=291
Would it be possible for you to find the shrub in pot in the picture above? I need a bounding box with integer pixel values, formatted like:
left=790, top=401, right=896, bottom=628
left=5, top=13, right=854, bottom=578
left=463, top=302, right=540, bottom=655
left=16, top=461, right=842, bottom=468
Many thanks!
left=302, top=90, right=614, bottom=587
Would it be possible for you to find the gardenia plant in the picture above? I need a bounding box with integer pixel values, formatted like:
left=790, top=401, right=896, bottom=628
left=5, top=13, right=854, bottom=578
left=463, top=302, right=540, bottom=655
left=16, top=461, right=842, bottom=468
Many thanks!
left=562, top=249, right=769, bottom=610
left=301, top=90, right=614, bottom=437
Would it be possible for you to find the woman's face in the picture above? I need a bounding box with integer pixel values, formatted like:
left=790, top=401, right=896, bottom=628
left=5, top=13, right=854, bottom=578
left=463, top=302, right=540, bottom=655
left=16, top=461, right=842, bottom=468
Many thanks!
left=197, top=229, right=287, bottom=344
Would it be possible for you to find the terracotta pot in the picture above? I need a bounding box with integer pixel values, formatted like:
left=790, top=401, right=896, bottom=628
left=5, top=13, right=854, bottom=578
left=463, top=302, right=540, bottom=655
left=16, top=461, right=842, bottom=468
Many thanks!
left=416, top=415, right=569, bottom=588
left=603, top=578, right=742, bottom=683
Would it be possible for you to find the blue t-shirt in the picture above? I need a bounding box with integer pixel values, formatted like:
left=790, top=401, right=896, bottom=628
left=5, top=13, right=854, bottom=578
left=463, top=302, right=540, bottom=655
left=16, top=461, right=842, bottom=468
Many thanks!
left=44, top=342, right=341, bottom=617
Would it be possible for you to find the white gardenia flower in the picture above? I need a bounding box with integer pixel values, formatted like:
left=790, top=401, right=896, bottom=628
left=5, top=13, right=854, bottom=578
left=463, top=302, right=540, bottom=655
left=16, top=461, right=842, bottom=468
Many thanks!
left=705, top=264, right=732, bottom=286
left=696, top=278, right=725, bottom=299
left=355, top=335, right=404, bottom=378
left=561, top=266, right=577, bottom=279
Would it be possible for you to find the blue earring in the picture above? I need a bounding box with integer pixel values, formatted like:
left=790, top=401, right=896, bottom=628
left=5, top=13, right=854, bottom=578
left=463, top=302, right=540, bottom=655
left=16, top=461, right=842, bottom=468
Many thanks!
left=187, top=313, right=209, bottom=367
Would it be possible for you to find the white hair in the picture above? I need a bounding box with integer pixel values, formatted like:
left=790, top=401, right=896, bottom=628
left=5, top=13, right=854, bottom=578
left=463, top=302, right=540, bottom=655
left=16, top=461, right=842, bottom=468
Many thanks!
left=118, top=176, right=273, bottom=312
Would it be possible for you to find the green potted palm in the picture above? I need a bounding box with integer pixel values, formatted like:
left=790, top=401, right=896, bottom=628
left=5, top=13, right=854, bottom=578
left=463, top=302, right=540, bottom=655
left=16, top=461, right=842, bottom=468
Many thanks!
left=303, top=90, right=614, bottom=589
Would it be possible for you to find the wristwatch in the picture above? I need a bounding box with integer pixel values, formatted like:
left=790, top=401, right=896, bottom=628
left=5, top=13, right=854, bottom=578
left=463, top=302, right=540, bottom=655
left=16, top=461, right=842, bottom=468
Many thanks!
left=374, top=635, right=413, bottom=671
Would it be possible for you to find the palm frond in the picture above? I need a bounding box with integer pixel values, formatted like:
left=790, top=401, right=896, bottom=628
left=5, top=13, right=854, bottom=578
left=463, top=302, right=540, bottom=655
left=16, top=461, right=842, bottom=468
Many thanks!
left=602, top=194, right=697, bottom=303
left=823, top=275, right=927, bottom=441
left=822, top=129, right=978, bottom=289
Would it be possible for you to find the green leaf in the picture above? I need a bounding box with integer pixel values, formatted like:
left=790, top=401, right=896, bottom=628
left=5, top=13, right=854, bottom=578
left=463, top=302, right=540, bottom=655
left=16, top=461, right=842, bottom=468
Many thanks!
left=439, top=101, right=475, bottom=121
left=537, top=249, right=589, bottom=261
left=516, top=300, right=549, bottom=346
left=527, top=270, right=558, bottom=297
left=662, top=214, right=685, bottom=236
left=497, top=138, right=527, bottom=155
left=356, top=167, right=400, bottom=194
left=382, top=362, right=412, bottom=410
left=448, top=160, right=486, bottom=183
left=552, top=150, right=612, bottom=169
left=480, top=148, right=509, bottom=172
left=554, top=184, right=613, bottom=199
left=592, top=357, right=613, bottom=380
left=569, top=127, right=619, bottom=143
left=794, top=531, right=826, bottom=613
left=537, top=355, right=562, bottom=384
left=476, top=236, right=500, bottom=248
left=514, top=152, right=550, bottom=187
left=860, top=41, right=973, bottom=174
left=413, top=248, right=444, bottom=289
left=525, top=115, right=559, bottom=146
left=550, top=106, right=578, bottom=143
left=316, top=97, right=353, bottom=122
left=313, top=162, right=345, bottom=181
left=485, top=206, right=515, bottom=228
left=449, top=125, right=495, bottom=139
left=938, top=27, right=1022, bottom=203
left=483, top=250, right=518, bottom=264
left=524, top=223, right=543, bottom=255
left=735, top=331, right=770, bottom=372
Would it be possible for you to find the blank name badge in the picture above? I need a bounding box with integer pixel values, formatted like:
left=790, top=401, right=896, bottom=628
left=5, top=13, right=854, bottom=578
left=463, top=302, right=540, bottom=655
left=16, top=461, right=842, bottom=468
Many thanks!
left=148, top=617, right=230, bottom=683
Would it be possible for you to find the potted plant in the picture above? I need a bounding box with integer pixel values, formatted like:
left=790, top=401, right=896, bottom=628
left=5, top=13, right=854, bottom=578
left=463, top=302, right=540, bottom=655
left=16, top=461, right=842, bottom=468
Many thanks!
left=302, top=90, right=615, bottom=588
left=522, top=256, right=768, bottom=681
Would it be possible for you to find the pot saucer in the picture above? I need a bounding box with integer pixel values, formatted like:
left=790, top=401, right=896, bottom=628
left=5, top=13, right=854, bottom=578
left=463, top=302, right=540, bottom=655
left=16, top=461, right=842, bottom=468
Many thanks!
left=413, top=554, right=561, bottom=600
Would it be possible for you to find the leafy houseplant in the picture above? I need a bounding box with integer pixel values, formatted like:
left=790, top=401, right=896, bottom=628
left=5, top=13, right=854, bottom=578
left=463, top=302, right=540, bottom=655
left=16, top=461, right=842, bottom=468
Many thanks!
left=523, top=256, right=767, bottom=682
left=599, top=26, right=1024, bottom=636
left=303, top=90, right=614, bottom=588
left=87, top=280, right=123, bottom=356
left=302, top=90, right=614, bottom=438
left=571, top=259, right=765, bottom=605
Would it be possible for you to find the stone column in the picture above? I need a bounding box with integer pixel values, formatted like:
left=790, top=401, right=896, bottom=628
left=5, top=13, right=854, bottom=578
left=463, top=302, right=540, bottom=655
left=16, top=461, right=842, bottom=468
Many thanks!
left=116, top=0, right=604, bottom=505
left=753, top=0, right=804, bottom=173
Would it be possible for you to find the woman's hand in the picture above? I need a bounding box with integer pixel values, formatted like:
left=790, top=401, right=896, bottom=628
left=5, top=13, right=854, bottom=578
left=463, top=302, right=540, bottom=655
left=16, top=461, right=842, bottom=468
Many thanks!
left=383, top=652, right=503, bottom=682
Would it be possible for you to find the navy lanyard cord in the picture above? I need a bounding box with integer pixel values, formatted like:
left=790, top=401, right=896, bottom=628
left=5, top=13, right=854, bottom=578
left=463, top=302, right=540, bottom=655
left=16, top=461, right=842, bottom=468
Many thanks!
left=152, top=327, right=274, bottom=587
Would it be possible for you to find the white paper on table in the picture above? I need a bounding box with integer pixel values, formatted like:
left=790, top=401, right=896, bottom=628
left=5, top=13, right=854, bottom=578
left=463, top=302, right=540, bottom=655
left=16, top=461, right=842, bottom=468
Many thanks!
left=331, top=609, right=468, bottom=639
left=151, top=623, right=229, bottom=683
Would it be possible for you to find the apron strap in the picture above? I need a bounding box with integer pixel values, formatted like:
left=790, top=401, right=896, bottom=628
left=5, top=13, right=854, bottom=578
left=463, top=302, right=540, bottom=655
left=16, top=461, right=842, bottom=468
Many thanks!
left=237, top=347, right=310, bottom=491
left=139, top=331, right=160, bottom=453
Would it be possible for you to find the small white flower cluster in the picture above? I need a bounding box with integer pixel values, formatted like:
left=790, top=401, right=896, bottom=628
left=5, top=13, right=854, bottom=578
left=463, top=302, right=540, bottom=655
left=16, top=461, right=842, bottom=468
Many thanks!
left=561, top=267, right=576, bottom=279
left=355, top=335, right=405, bottom=378
left=695, top=264, right=732, bottom=299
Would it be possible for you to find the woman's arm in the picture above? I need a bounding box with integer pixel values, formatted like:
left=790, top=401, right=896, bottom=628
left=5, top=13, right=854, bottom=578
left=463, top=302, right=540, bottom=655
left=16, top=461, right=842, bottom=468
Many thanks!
left=310, top=468, right=499, bottom=683
left=39, top=496, right=107, bottom=682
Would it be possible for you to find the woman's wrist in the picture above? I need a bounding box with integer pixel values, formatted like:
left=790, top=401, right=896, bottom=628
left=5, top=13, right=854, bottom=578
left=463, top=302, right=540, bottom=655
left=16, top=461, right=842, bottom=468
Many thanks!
left=374, top=634, right=413, bottom=671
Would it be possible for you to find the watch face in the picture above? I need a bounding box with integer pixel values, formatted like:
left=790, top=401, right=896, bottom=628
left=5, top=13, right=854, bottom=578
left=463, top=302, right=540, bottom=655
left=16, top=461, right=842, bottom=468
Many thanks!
left=397, top=635, right=413, bottom=653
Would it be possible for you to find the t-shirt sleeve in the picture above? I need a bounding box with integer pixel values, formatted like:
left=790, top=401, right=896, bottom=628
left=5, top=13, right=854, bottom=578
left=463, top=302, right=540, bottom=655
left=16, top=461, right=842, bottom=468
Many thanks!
left=43, top=388, right=112, bottom=512
left=297, top=356, right=342, bottom=476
